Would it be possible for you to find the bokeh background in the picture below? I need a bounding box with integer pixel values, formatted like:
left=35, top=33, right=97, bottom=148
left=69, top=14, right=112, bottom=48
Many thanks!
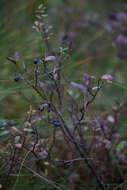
left=1, top=0, right=127, bottom=120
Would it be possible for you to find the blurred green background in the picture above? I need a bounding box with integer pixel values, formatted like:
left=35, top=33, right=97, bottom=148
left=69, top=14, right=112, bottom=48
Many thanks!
left=0, top=0, right=127, bottom=118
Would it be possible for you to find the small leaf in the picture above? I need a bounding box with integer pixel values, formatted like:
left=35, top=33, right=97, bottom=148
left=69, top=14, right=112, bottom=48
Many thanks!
left=11, top=127, right=23, bottom=135
left=92, top=86, right=100, bottom=91
left=38, top=4, right=43, bottom=9
left=42, top=14, right=48, bottom=17
left=6, top=57, right=16, bottom=64
left=71, top=82, right=86, bottom=91
left=31, top=115, right=41, bottom=123
left=0, top=130, right=10, bottom=136
left=23, top=128, right=33, bottom=132
left=117, top=141, right=127, bottom=151
left=45, top=56, right=56, bottom=62
left=34, top=21, right=39, bottom=26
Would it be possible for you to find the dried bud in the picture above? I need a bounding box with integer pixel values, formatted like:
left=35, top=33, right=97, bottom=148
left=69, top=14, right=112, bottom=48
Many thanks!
left=14, top=52, right=19, bottom=60
left=24, top=121, right=31, bottom=127
left=83, top=73, right=90, bottom=86
left=15, top=143, right=22, bottom=148
left=101, top=74, right=113, bottom=81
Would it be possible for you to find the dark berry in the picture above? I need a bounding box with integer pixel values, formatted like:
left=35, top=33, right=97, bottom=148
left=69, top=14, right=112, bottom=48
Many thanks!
left=31, top=130, right=36, bottom=135
left=43, top=27, right=46, bottom=32
left=58, top=48, right=61, bottom=56
left=108, top=13, right=118, bottom=21
left=33, top=58, right=39, bottom=64
left=53, top=120, right=60, bottom=127
left=14, top=76, right=20, bottom=82
left=117, top=52, right=125, bottom=59
left=62, top=34, right=68, bottom=43
left=69, top=41, right=73, bottom=51
left=38, top=105, right=43, bottom=111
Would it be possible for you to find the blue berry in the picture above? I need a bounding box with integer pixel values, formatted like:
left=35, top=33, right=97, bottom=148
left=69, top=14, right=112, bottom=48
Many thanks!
left=109, top=14, right=117, bottom=21
left=14, top=76, right=20, bottom=82
left=117, top=52, right=125, bottom=59
left=33, top=58, right=39, bottom=64
left=38, top=105, right=43, bottom=111
left=43, top=27, right=46, bottom=32
left=31, top=130, right=36, bottom=135
left=53, top=120, right=60, bottom=127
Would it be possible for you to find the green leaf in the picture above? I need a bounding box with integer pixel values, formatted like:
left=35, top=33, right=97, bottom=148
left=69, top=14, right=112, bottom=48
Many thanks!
left=38, top=4, right=43, bottom=9
left=116, top=141, right=127, bottom=151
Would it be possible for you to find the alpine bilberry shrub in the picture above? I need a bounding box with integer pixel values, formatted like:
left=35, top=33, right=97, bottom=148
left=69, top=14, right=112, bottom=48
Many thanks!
left=3, top=3, right=126, bottom=190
